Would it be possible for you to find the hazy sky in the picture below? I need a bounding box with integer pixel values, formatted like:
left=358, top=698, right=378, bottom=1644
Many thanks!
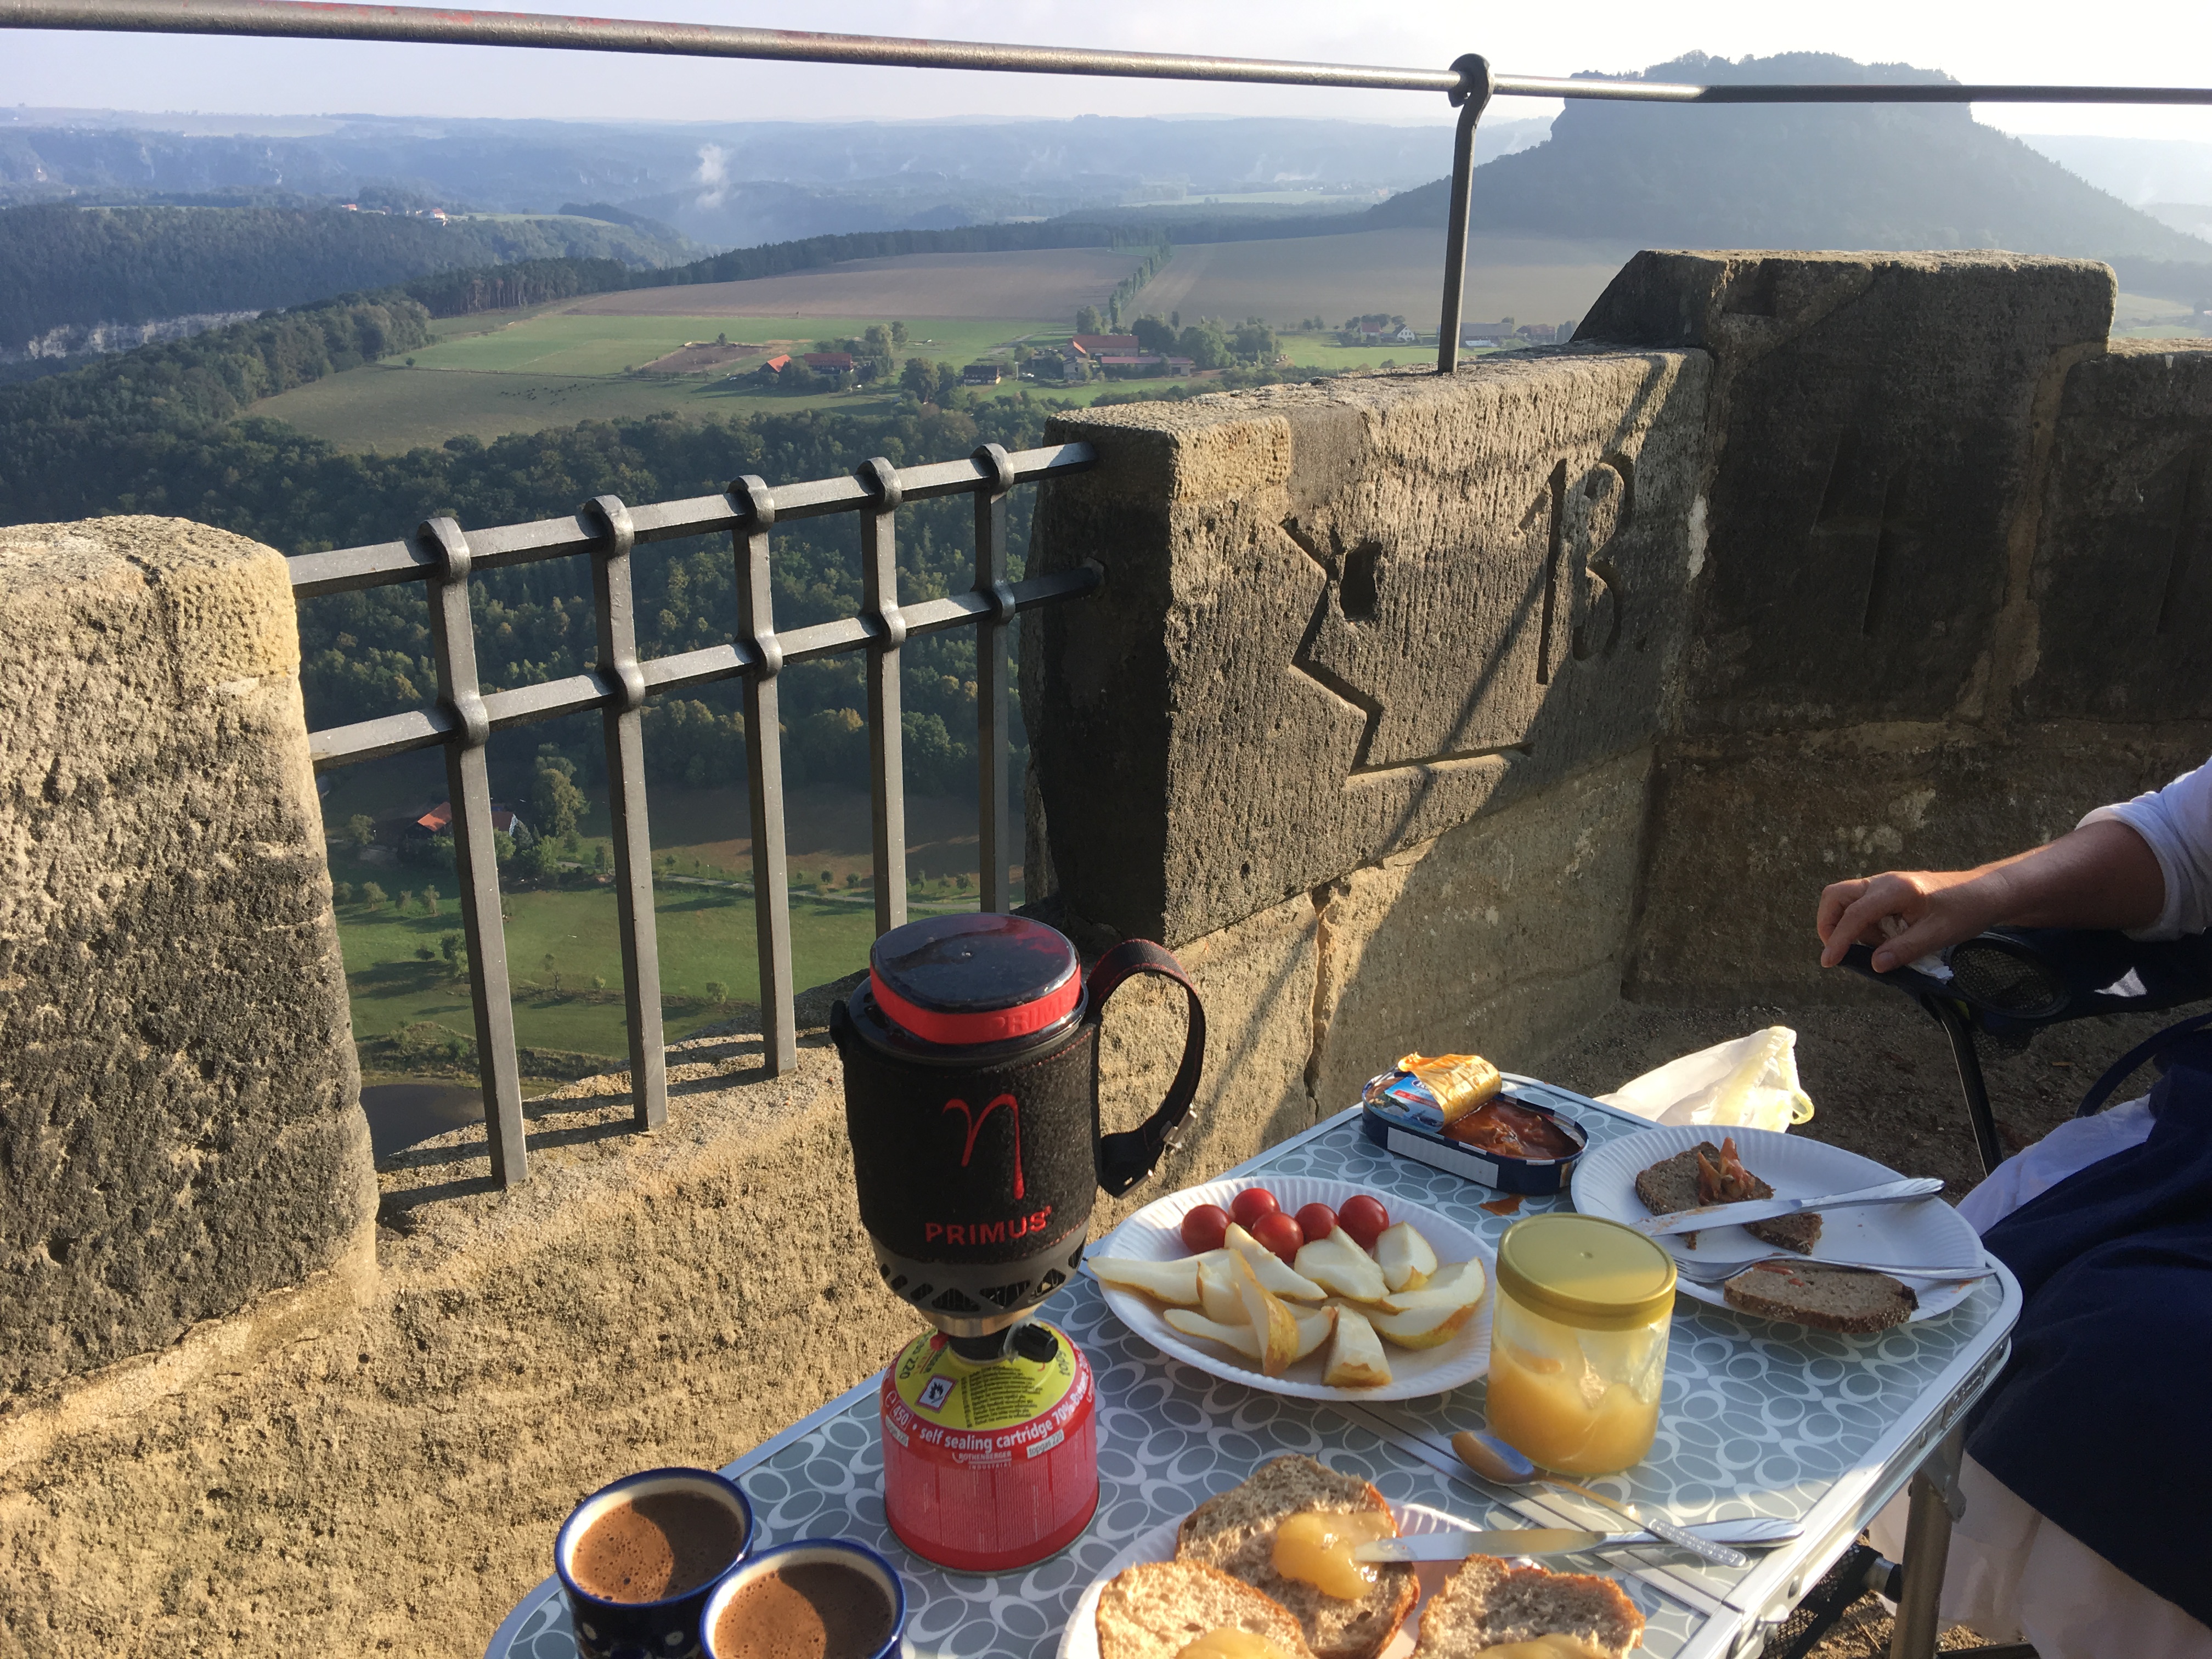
left=3, top=0, right=2208, bottom=141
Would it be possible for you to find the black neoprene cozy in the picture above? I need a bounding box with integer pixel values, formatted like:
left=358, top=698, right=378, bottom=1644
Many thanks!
left=831, top=916, right=1205, bottom=1333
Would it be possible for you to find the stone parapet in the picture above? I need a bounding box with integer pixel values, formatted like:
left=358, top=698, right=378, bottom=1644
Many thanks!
left=1026, top=352, right=1712, bottom=950
left=0, top=517, right=374, bottom=1397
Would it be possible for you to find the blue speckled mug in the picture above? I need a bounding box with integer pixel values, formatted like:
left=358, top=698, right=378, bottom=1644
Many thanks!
left=700, top=1540, right=908, bottom=1659
left=555, top=1468, right=754, bottom=1659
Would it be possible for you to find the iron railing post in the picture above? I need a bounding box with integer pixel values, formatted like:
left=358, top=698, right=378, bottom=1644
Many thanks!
left=732, top=475, right=797, bottom=1074
left=972, top=443, right=1018, bottom=913
left=857, top=456, right=909, bottom=937
left=583, top=494, right=667, bottom=1130
left=420, top=514, right=528, bottom=1187
left=1436, top=53, right=1494, bottom=377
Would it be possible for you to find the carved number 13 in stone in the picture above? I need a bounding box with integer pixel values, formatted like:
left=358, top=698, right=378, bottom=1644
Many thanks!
left=1530, top=454, right=1633, bottom=685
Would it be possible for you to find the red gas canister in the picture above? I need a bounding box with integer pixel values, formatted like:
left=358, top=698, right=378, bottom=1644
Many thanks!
left=879, top=1322, right=1098, bottom=1573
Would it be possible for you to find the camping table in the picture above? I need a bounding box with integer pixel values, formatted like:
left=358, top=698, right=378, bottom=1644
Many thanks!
left=487, top=1087, right=2020, bottom=1659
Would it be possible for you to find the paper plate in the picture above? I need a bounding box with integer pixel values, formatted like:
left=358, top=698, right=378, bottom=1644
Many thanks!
left=1057, top=1500, right=1495, bottom=1659
left=1085, top=1176, right=1495, bottom=1402
left=1570, top=1125, right=1987, bottom=1322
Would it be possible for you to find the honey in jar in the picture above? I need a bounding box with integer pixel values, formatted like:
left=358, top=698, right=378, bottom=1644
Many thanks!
left=1486, top=1215, right=1676, bottom=1476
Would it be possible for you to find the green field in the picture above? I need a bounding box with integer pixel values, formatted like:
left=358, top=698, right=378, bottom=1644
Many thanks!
left=255, top=310, right=1096, bottom=449
left=335, top=878, right=882, bottom=1062
left=409, top=313, right=1045, bottom=377
left=325, top=774, right=1012, bottom=1071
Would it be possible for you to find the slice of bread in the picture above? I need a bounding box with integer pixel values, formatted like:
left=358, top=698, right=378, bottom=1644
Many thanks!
left=1095, top=1561, right=1317, bottom=1659
left=1410, top=1554, right=1644, bottom=1659
left=1175, top=1455, right=1417, bottom=1659
left=1632, top=1143, right=1821, bottom=1254
left=1722, top=1260, right=1917, bottom=1333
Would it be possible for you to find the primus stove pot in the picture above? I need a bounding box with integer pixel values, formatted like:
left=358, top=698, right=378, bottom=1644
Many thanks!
left=830, top=913, right=1204, bottom=1571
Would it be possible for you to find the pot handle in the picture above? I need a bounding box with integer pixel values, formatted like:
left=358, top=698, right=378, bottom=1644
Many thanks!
left=1088, top=939, right=1207, bottom=1197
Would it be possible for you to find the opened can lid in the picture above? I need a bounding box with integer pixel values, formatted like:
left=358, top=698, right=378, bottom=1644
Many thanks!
left=1496, top=1214, right=1677, bottom=1330
left=868, top=914, right=1082, bottom=1048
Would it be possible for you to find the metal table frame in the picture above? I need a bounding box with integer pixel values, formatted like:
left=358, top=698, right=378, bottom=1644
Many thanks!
left=487, top=1097, right=2019, bottom=1659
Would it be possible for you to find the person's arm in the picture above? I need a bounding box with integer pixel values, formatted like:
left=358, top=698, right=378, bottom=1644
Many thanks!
left=1816, top=819, right=2166, bottom=974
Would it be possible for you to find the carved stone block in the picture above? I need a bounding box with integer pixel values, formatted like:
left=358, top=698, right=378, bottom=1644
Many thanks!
left=2017, top=340, right=2212, bottom=722
left=1028, top=356, right=1710, bottom=946
left=1578, top=250, right=2113, bottom=730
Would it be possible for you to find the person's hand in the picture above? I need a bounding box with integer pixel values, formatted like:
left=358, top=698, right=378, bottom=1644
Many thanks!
left=1816, top=868, right=2006, bottom=972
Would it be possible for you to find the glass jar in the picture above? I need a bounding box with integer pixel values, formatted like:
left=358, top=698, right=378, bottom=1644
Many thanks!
left=1486, top=1215, right=1677, bottom=1475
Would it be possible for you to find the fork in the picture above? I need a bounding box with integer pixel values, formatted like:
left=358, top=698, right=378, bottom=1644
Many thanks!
left=1673, top=1252, right=1997, bottom=1284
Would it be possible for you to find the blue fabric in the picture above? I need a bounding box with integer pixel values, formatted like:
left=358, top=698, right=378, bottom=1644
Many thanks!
left=1970, top=1031, right=2212, bottom=1626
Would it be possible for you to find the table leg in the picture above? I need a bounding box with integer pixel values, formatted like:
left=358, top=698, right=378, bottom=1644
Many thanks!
left=1888, top=1431, right=1963, bottom=1659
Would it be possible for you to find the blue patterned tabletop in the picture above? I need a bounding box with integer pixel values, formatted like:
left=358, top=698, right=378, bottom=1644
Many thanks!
left=488, top=1090, right=2019, bottom=1659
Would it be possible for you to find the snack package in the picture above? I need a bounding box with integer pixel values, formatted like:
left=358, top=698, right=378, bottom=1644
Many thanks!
left=1594, top=1026, right=1815, bottom=1132
left=1392, top=1052, right=1502, bottom=1122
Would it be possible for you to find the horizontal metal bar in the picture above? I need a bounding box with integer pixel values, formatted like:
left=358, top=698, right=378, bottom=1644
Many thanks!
left=306, top=562, right=1102, bottom=769
left=288, top=443, right=1098, bottom=594
left=8, top=2, right=2209, bottom=108
left=1493, top=74, right=2212, bottom=105
left=0, top=0, right=1463, bottom=89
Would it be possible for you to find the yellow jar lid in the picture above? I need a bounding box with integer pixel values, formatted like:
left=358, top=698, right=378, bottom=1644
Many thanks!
left=1496, top=1215, right=1677, bottom=1331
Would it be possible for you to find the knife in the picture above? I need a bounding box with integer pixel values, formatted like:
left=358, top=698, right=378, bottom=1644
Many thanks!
left=1354, top=1517, right=1802, bottom=1562
left=1633, top=1177, right=1946, bottom=1238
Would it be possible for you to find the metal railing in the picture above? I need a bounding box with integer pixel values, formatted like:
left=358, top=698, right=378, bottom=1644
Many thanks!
left=7, top=0, right=2211, bottom=378
left=15, top=0, right=2212, bottom=1183
left=293, top=443, right=1098, bottom=1186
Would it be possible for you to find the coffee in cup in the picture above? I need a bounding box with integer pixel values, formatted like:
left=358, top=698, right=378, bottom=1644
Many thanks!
left=556, top=1468, right=754, bottom=1659
left=701, top=1540, right=906, bottom=1659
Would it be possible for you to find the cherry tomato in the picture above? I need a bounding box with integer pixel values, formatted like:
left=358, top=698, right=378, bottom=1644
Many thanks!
left=1338, top=1194, right=1391, bottom=1251
left=1180, top=1204, right=1232, bottom=1255
left=1295, top=1202, right=1338, bottom=1241
left=1229, top=1187, right=1280, bottom=1229
left=1250, top=1210, right=1305, bottom=1265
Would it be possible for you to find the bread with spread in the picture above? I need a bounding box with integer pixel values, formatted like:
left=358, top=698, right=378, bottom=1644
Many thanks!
left=1409, top=1554, right=1645, bottom=1659
left=1633, top=1138, right=1821, bottom=1254
left=1175, top=1455, right=1417, bottom=1659
left=1094, top=1560, right=1317, bottom=1659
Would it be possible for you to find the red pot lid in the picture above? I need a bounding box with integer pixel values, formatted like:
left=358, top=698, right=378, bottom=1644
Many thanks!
left=868, top=914, right=1081, bottom=1047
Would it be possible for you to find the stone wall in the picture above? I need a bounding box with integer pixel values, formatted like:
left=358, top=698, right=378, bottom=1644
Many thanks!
left=1028, top=252, right=2212, bottom=1050
left=2, top=253, right=2209, bottom=1657
left=0, top=518, right=375, bottom=1398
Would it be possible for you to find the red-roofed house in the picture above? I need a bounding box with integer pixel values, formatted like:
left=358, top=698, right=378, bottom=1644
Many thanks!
left=760, top=354, right=792, bottom=375
left=1070, top=334, right=1140, bottom=358
left=403, top=802, right=531, bottom=845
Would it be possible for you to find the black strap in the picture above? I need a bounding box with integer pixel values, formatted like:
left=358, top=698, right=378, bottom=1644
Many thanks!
left=1088, top=939, right=1207, bottom=1196
left=2075, top=1007, right=2212, bottom=1118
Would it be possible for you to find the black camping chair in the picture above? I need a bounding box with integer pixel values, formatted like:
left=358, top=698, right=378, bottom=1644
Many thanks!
left=1843, top=927, right=2212, bottom=1175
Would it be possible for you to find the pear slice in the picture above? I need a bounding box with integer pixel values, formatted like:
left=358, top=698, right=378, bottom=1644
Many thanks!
left=1294, top=1229, right=1390, bottom=1302
left=1323, top=1305, right=1393, bottom=1389
left=1197, top=1252, right=1248, bottom=1324
left=1166, top=1304, right=1335, bottom=1369
left=1368, top=1256, right=1487, bottom=1313
left=1233, top=1250, right=1302, bottom=1375
left=1367, top=1296, right=1481, bottom=1350
left=1218, top=1228, right=1328, bottom=1301
left=1375, top=1222, right=1438, bottom=1294
left=1090, top=1256, right=1203, bottom=1306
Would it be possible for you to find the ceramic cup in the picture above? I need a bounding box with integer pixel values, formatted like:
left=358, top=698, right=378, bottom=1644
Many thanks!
left=699, top=1539, right=908, bottom=1659
left=555, top=1467, right=754, bottom=1659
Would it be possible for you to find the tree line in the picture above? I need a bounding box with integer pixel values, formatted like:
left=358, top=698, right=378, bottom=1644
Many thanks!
left=0, top=202, right=692, bottom=353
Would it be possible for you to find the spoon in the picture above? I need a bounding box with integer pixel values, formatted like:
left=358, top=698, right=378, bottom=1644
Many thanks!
left=1452, top=1430, right=1750, bottom=1569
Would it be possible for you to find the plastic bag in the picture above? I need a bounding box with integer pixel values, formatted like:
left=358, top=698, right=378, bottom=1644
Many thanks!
left=1594, top=1026, right=1816, bottom=1132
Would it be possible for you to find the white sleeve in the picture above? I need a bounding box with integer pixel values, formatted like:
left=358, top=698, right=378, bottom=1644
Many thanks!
left=2078, top=755, right=2212, bottom=940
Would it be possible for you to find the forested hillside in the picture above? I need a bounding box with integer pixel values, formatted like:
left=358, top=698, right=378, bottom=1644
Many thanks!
left=1366, top=52, right=2206, bottom=266
left=0, top=203, right=693, bottom=356
left=0, top=285, right=1058, bottom=797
